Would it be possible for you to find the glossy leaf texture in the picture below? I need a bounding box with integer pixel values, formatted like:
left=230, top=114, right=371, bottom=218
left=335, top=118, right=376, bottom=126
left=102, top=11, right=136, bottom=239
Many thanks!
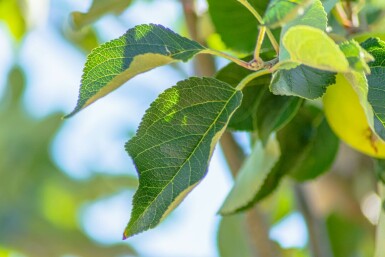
left=283, top=25, right=350, bottom=72
left=66, top=24, right=205, bottom=117
left=215, top=57, right=302, bottom=142
left=361, top=38, right=385, bottom=141
left=71, top=0, right=133, bottom=29
left=124, top=77, right=242, bottom=237
left=242, top=106, right=338, bottom=205
left=219, top=135, right=280, bottom=215
left=263, top=0, right=314, bottom=28
left=207, top=0, right=269, bottom=52
left=270, top=65, right=336, bottom=99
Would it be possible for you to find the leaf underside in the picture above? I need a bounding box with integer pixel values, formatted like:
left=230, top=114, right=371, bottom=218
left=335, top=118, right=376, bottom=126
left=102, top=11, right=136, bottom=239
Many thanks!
left=124, top=77, right=242, bottom=238
left=242, top=106, right=338, bottom=205
left=219, top=135, right=280, bottom=215
left=66, top=24, right=205, bottom=117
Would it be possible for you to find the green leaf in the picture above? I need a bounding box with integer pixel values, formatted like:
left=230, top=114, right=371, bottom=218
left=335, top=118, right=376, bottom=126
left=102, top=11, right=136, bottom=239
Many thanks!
left=279, top=0, right=328, bottom=62
left=283, top=25, right=350, bottom=72
left=270, top=65, right=336, bottom=99
left=374, top=159, right=385, bottom=184
left=263, top=0, right=314, bottom=28
left=219, top=135, right=280, bottom=215
left=361, top=38, right=385, bottom=141
left=124, top=77, right=242, bottom=237
left=66, top=24, right=205, bottom=117
left=215, top=57, right=302, bottom=139
left=246, top=106, right=334, bottom=204
left=71, top=0, right=133, bottom=29
left=207, top=0, right=269, bottom=52
left=339, top=40, right=374, bottom=73
left=217, top=213, right=254, bottom=257
left=289, top=115, right=338, bottom=181
left=215, top=55, right=271, bottom=131
left=257, top=90, right=303, bottom=143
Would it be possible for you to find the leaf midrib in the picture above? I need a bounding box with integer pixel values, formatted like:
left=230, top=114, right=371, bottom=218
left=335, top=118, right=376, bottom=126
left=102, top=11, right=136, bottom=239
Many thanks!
left=128, top=88, right=239, bottom=233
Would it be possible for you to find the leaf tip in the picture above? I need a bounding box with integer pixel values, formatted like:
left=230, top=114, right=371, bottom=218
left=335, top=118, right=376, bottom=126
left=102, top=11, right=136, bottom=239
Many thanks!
left=63, top=107, right=81, bottom=119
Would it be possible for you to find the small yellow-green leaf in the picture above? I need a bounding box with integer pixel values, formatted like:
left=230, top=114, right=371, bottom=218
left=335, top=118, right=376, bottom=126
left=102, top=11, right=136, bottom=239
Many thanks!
left=124, top=77, right=242, bottom=238
left=283, top=25, right=350, bottom=72
left=66, top=24, right=205, bottom=117
left=219, top=135, right=280, bottom=215
left=279, top=0, right=328, bottom=62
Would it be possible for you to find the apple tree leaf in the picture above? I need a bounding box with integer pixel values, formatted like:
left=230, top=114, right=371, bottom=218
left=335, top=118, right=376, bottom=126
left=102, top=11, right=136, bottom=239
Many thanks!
left=124, top=77, right=242, bottom=238
left=270, top=65, right=336, bottom=99
left=66, top=24, right=206, bottom=117
left=361, top=38, right=385, bottom=141
left=219, top=135, right=280, bottom=215
left=283, top=25, right=349, bottom=72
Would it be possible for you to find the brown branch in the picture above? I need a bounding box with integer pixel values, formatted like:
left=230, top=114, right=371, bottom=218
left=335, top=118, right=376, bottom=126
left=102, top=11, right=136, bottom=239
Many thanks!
left=294, top=184, right=334, bottom=257
left=219, top=131, right=245, bottom=177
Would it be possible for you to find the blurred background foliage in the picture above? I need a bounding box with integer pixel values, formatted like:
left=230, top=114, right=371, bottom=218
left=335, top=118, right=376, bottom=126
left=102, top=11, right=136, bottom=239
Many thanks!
left=0, top=0, right=140, bottom=256
left=0, top=40, right=138, bottom=257
left=0, top=0, right=385, bottom=257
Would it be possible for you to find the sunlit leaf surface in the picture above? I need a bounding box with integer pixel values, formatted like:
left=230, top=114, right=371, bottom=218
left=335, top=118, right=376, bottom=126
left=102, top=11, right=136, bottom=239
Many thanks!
left=66, top=24, right=205, bottom=117
left=124, top=77, right=242, bottom=237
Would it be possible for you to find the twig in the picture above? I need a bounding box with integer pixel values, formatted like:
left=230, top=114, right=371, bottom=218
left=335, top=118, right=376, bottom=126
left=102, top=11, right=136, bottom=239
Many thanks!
left=237, top=0, right=279, bottom=54
left=254, top=26, right=266, bottom=61
left=236, top=69, right=271, bottom=91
